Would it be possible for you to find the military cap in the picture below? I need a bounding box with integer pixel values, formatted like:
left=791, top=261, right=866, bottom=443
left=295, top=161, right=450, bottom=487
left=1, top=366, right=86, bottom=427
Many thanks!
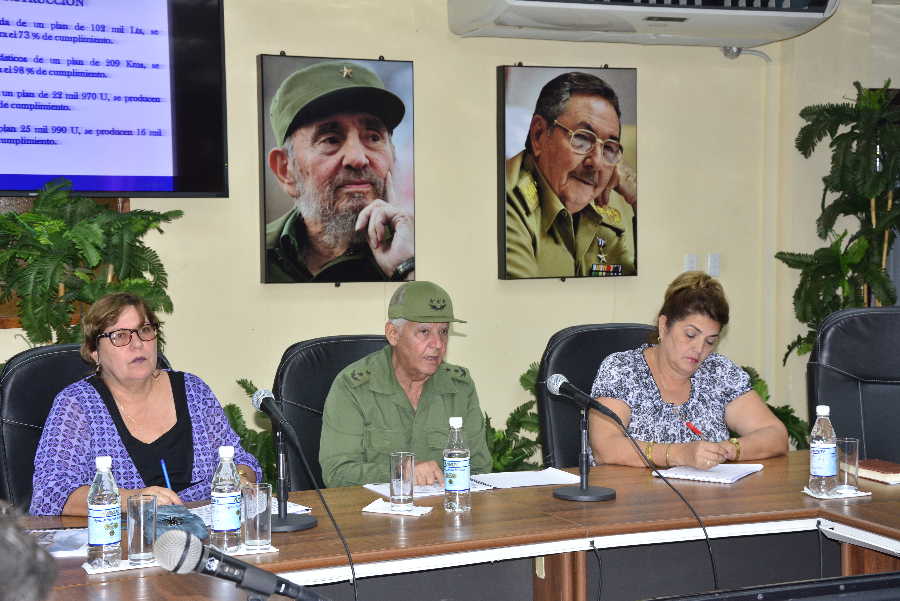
left=388, top=281, right=465, bottom=323
left=270, top=60, right=406, bottom=144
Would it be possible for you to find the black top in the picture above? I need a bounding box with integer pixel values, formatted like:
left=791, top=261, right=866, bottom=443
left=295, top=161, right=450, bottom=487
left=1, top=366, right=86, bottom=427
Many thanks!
left=89, top=371, right=194, bottom=491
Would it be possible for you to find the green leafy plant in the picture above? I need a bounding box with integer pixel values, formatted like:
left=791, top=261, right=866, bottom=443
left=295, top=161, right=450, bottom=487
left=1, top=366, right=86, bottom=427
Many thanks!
left=741, top=366, right=809, bottom=450
left=485, top=362, right=541, bottom=471
left=776, top=81, right=900, bottom=364
left=223, top=378, right=276, bottom=487
left=0, top=178, right=183, bottom=344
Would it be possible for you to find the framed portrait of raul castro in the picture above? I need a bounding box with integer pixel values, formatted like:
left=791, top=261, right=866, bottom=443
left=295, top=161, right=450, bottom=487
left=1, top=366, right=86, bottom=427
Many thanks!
left=498, top=65, right=637, bottom=280
left=258, top=55, right=415, bottom=284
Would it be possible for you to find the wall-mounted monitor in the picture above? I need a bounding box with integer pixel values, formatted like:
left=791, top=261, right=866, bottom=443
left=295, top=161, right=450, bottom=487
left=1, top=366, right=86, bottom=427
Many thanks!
left=0, top=0, right=227, bottom=197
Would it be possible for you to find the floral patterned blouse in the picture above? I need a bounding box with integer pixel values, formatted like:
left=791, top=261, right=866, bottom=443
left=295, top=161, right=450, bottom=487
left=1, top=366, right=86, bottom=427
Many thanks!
left=590, top=344, right=750, bottom=443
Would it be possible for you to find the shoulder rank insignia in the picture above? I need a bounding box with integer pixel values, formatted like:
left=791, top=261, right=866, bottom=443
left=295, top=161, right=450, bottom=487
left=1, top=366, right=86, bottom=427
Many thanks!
left=519, top=172, right=539, bottom=209
left=597, top=205, right=622, bottom=225
left=348, top=368, right=371, bottom=386
left=444, top=365, right=469, bottom=380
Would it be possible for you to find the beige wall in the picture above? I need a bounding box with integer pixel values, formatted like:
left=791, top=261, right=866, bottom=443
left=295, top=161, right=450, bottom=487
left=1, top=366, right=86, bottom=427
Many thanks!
left=0, top=0, right=882, bottom=429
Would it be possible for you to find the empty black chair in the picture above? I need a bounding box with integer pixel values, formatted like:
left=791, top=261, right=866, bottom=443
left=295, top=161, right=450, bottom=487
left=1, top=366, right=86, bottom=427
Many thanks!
left=0, top=343, right=171, bottom=511
left=536, top=323, right=655, bottom=468
left=807, top=307, right=900, bottom=462
left=272, top=335, right=388, bottom=491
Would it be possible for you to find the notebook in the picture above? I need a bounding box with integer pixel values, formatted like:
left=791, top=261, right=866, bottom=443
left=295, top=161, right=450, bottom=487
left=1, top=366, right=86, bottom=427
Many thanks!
left=858, top=459, right=900, bottom=485
left=653, top=463, right=764, bottom=484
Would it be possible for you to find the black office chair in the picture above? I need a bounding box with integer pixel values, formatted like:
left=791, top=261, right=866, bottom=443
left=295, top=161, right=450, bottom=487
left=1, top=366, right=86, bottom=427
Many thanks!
left=0, top=343, right=171, bottom=511
left=807, top=307, right=900, bottom=463
left=272, top=334, right=388, bottom=491
left=536, top=323, right=656, bottom=468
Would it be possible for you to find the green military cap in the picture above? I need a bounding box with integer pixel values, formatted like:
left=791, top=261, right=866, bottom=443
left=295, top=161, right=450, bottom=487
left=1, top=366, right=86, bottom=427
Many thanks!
left=270, top=60, right=406, bottom=144
left=388, top=281, right=466, bottom=323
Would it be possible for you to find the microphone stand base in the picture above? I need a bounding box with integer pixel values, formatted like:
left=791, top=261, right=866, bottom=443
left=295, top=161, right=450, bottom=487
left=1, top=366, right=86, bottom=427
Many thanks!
left=553, top=485, right=616, bottom=502
left=271, top=514, right=318, bottom=532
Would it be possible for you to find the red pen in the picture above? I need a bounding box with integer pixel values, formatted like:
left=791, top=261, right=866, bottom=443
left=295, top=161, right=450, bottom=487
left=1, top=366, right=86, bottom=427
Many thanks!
left=685, top=421, right=706, bottom=440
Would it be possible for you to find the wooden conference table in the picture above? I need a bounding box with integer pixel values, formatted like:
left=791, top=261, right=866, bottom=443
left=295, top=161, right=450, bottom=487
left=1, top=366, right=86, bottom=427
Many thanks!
left=37, top=451, right=900, bottom=601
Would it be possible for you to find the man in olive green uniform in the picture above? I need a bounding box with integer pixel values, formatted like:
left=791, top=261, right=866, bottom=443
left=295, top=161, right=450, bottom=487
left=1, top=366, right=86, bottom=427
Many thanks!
left=265, top=60, right=415, bottom=283
left=319, top=281, right=491, bottom=487
left=505, top=71, right=637, bottom=279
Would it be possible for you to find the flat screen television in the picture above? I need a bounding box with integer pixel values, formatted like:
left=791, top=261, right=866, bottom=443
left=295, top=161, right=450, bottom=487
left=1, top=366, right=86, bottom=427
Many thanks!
left=0, top=0, right=227, bottom=197
left=649, top=571, right=900, bottom=601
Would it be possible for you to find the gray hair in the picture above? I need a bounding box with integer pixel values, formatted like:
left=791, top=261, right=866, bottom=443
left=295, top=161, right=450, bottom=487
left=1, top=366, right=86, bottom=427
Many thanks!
left=0, top=503, right=55, bottom=601
left=389, top=317, right=408, bottom=331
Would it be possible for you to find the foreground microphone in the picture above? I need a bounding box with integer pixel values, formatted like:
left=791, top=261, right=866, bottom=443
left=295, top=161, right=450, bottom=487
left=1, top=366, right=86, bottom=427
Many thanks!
left=545, top=373, right=616, bottom=502
left=546, top=374, right=624, bottom=428
left=155, top=529, right=329, bottom=601
left=251, top=389, right=317, bottom=533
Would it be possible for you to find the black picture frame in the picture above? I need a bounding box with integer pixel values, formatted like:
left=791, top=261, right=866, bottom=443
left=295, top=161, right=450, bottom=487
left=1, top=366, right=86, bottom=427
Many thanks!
left=498, top=65, right=638, bottom=281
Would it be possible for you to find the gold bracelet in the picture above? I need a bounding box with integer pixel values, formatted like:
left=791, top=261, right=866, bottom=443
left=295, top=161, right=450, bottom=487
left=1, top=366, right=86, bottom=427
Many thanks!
left=665, top=444, right=673, bottom=467
left=645, top=441, right=655, bottom=467
left=729, top=437, right=742, bottom=462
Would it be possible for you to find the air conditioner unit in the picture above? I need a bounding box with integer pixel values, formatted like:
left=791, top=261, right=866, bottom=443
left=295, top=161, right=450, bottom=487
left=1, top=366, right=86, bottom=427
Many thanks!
left=448, top=0, right=841, bottom=48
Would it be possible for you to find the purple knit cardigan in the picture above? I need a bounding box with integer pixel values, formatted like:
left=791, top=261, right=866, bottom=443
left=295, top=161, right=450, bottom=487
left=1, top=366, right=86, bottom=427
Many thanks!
left=29, top=371, right=262, bottom=516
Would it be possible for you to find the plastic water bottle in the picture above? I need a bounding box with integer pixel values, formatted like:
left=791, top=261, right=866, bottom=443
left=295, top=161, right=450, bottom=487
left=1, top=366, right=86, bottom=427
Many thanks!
left=87, top=455, right=121, bottom=568
left=443, top=416, right=471, bottom=513
left=210, top=445, right=242, bottom=552
left=809, top=405, right=837, bottom=495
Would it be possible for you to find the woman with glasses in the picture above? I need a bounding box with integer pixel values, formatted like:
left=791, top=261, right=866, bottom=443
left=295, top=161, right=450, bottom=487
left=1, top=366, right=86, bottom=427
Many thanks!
left=29, top=293, right=260, bottom=516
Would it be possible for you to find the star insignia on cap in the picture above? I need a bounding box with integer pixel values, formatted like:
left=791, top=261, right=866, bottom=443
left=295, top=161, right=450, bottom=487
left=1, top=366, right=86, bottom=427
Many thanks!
left=339, top=65, right=353, bottom=79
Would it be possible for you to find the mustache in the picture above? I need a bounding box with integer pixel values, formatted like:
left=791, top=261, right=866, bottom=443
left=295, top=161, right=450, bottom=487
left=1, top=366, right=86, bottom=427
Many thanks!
left=330, top=167, right=385, bottom=196
left=571, top=169, right=598, bottom=185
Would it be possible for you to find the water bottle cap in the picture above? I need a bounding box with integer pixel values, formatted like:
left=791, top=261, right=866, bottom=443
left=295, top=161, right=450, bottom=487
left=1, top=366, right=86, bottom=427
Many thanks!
left=449, top=416, right=462, bottom=428
left=218, top=445, right=235, bottom=459
left=815, top=405, right=830, bottom=416
left=95, top=456, right=112, bottom=471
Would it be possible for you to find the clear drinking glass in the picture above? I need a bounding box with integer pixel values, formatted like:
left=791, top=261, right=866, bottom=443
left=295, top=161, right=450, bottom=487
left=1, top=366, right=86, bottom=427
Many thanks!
left=390, top=451, right=415, bottom=511
left=241, top=483, right=272, bottom=550
left=126, top=494, right=157, bottom=565
left=833, top=437, right=859, bottom=494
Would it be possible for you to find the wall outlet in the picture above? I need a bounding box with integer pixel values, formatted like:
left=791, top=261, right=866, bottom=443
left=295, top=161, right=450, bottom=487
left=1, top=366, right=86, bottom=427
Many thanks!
left=684, top=253, right=698, bottom=271
left=707, top=253, right=721, bottom=276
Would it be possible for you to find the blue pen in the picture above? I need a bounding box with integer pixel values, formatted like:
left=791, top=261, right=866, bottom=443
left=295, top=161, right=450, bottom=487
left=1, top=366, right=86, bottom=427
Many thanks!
left=160, top=458, right=172, bottom=490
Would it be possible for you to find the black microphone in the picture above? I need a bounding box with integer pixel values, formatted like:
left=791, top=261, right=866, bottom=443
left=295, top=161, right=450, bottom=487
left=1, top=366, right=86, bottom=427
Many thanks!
left=154, top=529, right=330, bottom=601
left=544, top=373, right=616, bottom=502
left=251, top=388, right=317, bottom=533
left=545, top=374, right=624, bottom=428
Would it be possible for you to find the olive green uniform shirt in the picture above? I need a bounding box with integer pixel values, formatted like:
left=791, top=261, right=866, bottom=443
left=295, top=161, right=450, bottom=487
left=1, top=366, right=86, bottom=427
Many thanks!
left=505, top=151, right=636, bottom=279
left=319, top=345, right=492, bottom=487
left=265, top=207, right=388, bottom=283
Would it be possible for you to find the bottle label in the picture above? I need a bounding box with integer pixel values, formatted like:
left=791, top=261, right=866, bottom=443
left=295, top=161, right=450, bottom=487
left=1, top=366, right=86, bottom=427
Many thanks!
left=88, top=502, right=121, bottom=546
left=211, top=491, right=241, bottom=531
left=444, top=457, right=470, bottom=492
left=810, top=442, right=837, bottom=477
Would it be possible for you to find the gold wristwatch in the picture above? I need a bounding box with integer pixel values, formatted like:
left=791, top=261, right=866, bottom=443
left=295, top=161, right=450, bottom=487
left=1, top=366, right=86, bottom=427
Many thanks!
left=729, top=437, right=742, bottom=461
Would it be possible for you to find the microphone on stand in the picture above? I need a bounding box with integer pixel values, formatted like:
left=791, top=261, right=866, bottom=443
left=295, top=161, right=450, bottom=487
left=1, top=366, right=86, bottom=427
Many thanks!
left=154, top=529, right=330, bottom=601
left=251, top=389, right=317, bottom=532
left=545, top=374, right=616, bottom=502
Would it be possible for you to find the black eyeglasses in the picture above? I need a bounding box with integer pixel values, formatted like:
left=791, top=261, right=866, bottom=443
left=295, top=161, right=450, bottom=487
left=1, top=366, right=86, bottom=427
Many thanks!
left=553, top=120, right=623, bottom=165
left=97, top=324, right=158, bottom=347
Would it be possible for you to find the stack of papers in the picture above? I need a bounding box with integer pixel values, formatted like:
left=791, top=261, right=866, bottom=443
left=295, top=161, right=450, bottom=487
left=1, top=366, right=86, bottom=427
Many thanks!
left=653, top=463, right=764, bottom=484
left=364, top=467, right=580, bottom=498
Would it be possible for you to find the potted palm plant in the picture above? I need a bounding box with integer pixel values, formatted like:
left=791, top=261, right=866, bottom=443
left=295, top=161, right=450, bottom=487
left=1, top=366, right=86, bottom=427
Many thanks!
left=776, top=81, right=900, bottom=363
left=0, top=179, right=183, bottom=345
